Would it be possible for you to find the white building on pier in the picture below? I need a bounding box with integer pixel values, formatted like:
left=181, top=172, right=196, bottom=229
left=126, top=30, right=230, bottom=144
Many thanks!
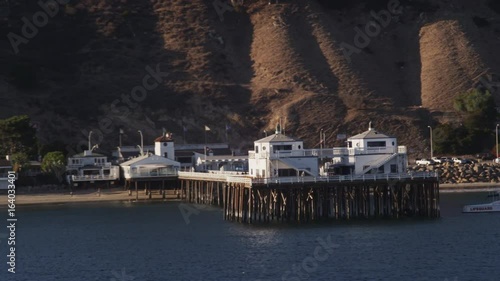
left=248, top=124, right=408, bottom=179
left=249, top=126, right=319, bottom=178
left=120, top=133, right=180, bottom=180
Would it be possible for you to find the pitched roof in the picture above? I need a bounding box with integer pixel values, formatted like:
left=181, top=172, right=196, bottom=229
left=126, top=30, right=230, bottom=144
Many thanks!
left=255, top=133, right=301, bottom=143
left=119, top=154, right=150, bottom=166
left=119, top=154, right=180, bottom=167
left=154, top=135, right=173, bottom=142
left=349, top=129, right=393, bottom=139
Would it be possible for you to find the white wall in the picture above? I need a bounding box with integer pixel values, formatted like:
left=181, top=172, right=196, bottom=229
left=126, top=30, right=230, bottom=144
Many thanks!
left=155, top=141, right=175, bottom=160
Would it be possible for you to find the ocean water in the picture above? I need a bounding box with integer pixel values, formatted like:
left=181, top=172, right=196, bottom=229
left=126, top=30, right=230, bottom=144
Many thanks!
left=0, top=192, right=499, bottom=281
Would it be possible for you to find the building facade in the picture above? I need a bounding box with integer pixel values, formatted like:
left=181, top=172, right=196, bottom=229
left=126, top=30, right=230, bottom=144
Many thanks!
left=66, top=150, right=120, bottom=184
left=248, top=128, right=319, bottom=178
left=248, top=125, right=408, bottom=179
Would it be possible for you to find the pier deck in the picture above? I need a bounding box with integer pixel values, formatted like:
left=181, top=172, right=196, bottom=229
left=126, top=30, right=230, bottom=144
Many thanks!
left=178, top=171, right=440, bottom=223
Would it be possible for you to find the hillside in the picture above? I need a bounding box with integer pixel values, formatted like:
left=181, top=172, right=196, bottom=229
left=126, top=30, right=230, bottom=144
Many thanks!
left=1, top=0, right=499, bottom=156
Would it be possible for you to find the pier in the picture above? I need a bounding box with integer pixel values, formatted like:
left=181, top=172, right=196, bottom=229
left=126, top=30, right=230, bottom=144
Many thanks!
left=178, top=172, right=440, bottom=223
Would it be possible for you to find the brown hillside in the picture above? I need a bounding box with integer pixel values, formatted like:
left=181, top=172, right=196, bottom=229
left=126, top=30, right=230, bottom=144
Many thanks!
left=1, top=0, right=499, bottom=156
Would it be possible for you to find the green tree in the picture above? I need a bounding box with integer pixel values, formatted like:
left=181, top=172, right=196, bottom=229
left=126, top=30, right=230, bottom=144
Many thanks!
left=454, top=89, right=497, bottom=130
left=41, top=151, right=66, bottom=183
left=41, top=151, right=65, bottom=173
left=0, top=115, right=38, bottom=157
left=446, top=89, right=498, bottom=153
left=11, top=152, right=30, bottom=173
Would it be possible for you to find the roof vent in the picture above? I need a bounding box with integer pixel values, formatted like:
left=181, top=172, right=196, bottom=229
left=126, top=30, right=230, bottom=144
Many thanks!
left=368, top=121, right=373, bottom=131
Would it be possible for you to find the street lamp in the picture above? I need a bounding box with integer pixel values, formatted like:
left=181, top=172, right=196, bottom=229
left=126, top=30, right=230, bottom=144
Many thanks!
left=427, top=126, right=433, bottom=159
left=320, top=129, right=324, bottom=149
left=88, top=131, right=93, bottom=151
left=496, top=124, right=499, bottom=159
left=137, top=130, right=143, bottom=156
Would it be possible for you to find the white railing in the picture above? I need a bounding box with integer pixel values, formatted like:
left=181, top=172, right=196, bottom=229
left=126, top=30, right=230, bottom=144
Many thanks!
left=178, top=171, right=437, bottom=186
left=178, top=171, right=252, bottom=185
left=249, top=147, right=405, bottom=159
left=66, top=162, right=113, bottom=169
left=208, top=170, right=248, bottom=175
left=130, top=170, right=177, bottom=178
left=251, top=171, right=438, bottom=185
left=72, top=173, right=119, bottom=181
left=348, top=147, right=398, bottom=155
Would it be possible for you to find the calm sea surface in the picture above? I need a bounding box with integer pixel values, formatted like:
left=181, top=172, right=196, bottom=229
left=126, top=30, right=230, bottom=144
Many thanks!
left=1, top=192, right=499, bottom=281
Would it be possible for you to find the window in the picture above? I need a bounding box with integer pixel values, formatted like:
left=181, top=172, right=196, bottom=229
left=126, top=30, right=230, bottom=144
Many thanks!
left=262, top=146, right=266, bottom=151
left=262, top=170, right=265, bottom=177
left=367, top=141, right=386, bottom=147
left=390, top=164, right=397, bottom=173
left=163, top=142, right=168, bottom=146
left=255, top=146, right=259, bottom=153
left=348, top=141, right=352, bottom=148
left=298, top=145, right=301, bottom=149
left=164, top=152, right=168, bottom=158
left=273, top=145, right=292, bottom=152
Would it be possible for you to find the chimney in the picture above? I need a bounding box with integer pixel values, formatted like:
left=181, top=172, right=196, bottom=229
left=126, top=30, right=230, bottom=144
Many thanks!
left=368, top=121, right=373, bottom=131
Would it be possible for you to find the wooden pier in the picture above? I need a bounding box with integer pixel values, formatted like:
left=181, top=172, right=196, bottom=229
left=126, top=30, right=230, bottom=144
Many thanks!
left=178, top=172, right=440, bottom=223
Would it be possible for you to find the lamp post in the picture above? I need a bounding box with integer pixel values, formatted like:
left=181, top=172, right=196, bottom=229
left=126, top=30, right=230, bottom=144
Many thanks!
left=427, top=126, right=433, bottom=159
left=88, top=131, right=93, bottom=151
left=496, top=124, right=499, bottom=159
left=320, top=129, right=324, bottom=149
left=137, top=130, right=143, bottom=156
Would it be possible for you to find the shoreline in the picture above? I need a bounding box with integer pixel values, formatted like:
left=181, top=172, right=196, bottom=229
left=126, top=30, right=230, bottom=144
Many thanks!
left=0, top=188, right=182, bottom=207
left=1, top=183, right=500, bottom=207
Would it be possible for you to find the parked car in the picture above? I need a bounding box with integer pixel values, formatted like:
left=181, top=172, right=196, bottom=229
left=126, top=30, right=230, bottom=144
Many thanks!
left=463, top=158, right=475, bottom=164
left=494, top=158, right=500, bottom=164
left=452, top=157, right=466, bottom=164
left=439, top=157, right=453, bottom=163
left=431, top=157, right=442, bottom=164
left=476, top=153, right=494, bottom=161
left=416, top=158, right=434, bottom=165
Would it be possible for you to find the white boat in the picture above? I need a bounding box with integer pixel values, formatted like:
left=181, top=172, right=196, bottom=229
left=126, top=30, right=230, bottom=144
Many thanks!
left=463, top=192, right=500, bottom=213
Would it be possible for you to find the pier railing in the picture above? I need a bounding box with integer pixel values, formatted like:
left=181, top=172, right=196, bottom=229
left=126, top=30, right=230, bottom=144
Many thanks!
left=178, top=171, right=438, bottom=186
left=178, top=171, right=252, bottom=185
left=252, top=171, right=438, bottom=185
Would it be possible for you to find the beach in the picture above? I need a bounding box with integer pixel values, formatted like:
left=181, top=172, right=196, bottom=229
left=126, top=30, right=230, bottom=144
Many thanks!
left=0, top=188, right=181, bottom=207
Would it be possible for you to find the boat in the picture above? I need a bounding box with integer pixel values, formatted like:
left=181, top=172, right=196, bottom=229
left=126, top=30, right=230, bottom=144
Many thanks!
left=463, top=192, right=500, bottom=213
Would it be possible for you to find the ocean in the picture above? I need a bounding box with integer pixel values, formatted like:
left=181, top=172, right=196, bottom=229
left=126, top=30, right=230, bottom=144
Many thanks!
left=0, top=192, right=499, bottom=281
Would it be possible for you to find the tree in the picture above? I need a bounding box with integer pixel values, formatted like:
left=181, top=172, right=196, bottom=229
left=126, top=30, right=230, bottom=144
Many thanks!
left=446, top=89, right=499, bottom=153
left=0, top=115, right=38, bottom=157
left=453, top=89, right=497, bottom=131
left=41, top=151, right=66, bottom=183
left=11, top=152, right=30, bottom=173
left=41, top=151, right=65, bottom=173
